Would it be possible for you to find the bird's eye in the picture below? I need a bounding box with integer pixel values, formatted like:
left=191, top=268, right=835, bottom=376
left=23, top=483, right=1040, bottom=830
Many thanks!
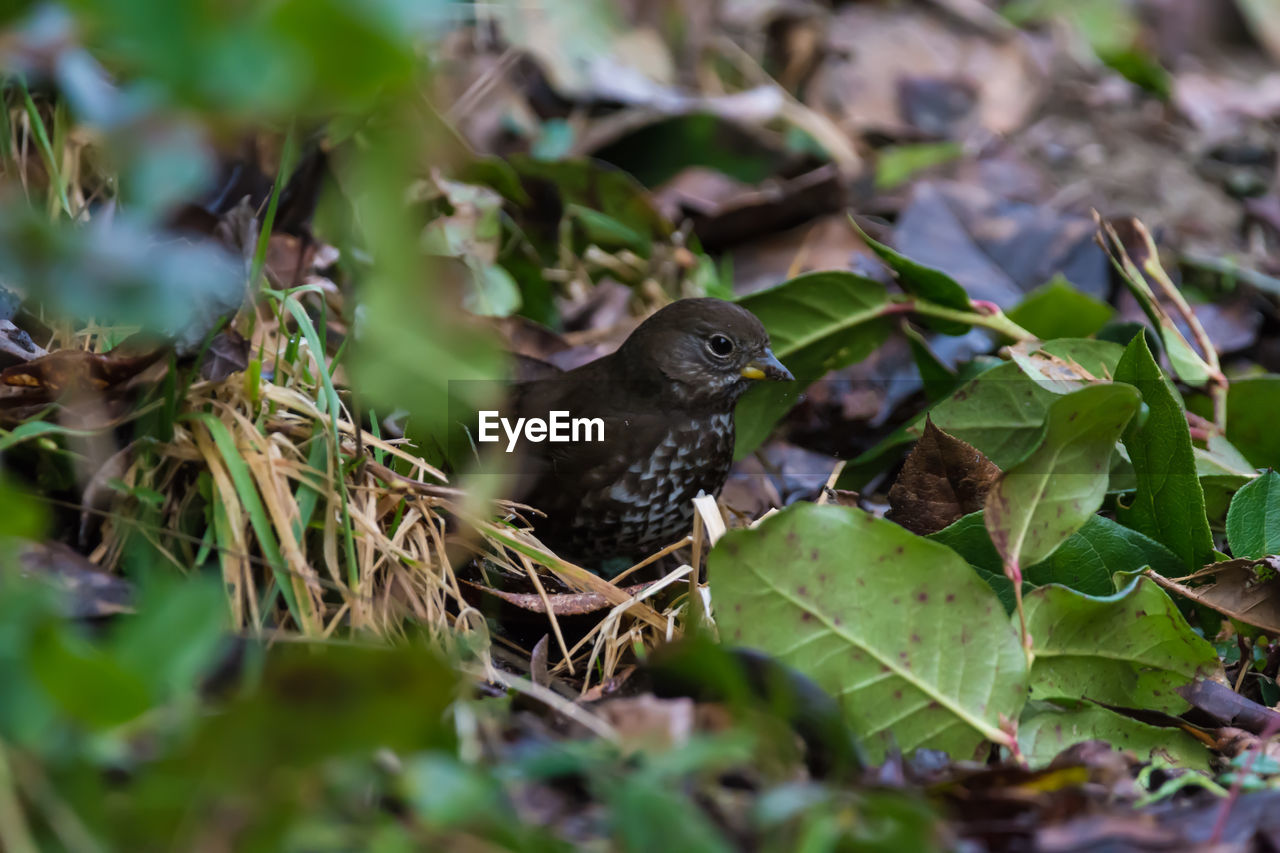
left=706, top=334, right=735, bottom=358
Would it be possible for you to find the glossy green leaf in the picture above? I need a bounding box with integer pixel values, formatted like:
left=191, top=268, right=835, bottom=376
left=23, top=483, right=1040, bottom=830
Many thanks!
left=734, top=271, right=892, bottom=457
left=1113, top=333, right=1213, bottom=571
left=929, top=513, right=1184, bottom=611
left=713, top=503, right=1027, bottom=760
left=851, top=218, right=970, bottom=334
left=1023, top=577, right=1220, bottom=713
left=1227, top=470, right=1280, bottom=560
left=1005, top=276, right=1114, bottom=340
left=1227, top=375, right=1280, bottom=469
left=926, top=339, right=1124, bottom=469
left=985, top=383, right=1140, bottom=571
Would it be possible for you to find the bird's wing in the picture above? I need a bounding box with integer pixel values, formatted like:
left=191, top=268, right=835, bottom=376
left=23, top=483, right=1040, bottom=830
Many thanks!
left=508, top=371, right=672, bottom=502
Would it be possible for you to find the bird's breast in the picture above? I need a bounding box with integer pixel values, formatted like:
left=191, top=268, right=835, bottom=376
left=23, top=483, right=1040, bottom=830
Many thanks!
left=574, top=411, right=734, bottom=542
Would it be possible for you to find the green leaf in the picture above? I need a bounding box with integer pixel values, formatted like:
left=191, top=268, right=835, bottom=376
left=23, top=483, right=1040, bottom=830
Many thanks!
left=874, top=142, right=963, bottom=192
left=28, top=621, right=152, bottom=729
left=850, top=218, right=970, bottom=334
left=1018, top=703, right=1209, bottom=769
left=1227, top=376, right=1280, bottom=469
left=926, top=340, right=1124, bottom=469
left=1195, top=435, right=1258, bottom=489
left=733, top=271, right=892, bottom=457
left=469, top=155, right=672, bottom=257
left=1005, top=276, right=1114, bottom=340
left=1113, top=333, right=1214, bottom=571
left=591, top=113, right=787, bottom=187
left=605, top=773, right=735, bottom=853
left=713, top=503, right=1027, bottom=760
left=110, top=574, right=227, bottom=700
left=985, top=383, right=1141, bottom=571
left=1227, top=470, right=1280, bottom=559
left=903, top=324, right=960, bottom=402
left=1023, top=577, right=1220, bottom=713
left=0, top=477, right=46, bottom=540
left=930, top=513, right=1184, bottom=611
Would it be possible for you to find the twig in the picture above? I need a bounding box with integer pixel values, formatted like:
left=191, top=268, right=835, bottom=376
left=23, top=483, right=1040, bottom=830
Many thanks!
left=815, top=460, right=847, bottom=505
left=480, top=667, right=619, bottom=743
left=609, top=535, right=693, bottom=586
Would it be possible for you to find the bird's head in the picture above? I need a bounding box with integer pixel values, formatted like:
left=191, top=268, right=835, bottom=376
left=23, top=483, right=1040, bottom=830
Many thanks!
left=617, top=298, right=793, bottom=407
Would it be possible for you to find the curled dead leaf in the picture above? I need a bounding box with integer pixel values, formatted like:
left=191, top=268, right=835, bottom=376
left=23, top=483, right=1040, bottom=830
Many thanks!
left=1146, top=558, right=1280, bottom=634
left=887, top=417, right=1000, bottom=535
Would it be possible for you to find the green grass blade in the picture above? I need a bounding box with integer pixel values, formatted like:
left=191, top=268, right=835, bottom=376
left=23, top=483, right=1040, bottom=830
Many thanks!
left=182, top=412, right=303, bottom=626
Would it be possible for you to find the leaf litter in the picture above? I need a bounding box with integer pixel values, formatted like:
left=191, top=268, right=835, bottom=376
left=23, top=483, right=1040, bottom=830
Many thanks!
left=4, top=0, right=1280, bottom=849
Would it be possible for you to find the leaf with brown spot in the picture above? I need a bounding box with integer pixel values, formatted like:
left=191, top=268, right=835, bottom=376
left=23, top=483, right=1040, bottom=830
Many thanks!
left=887, top=418, right=1000, bottom=535
left=1023, top=577, right=1221, bottom=715
left=713, top=502, right=1026, bottom=761
left=1019, top=703, right=1209, bottom=769
left=1146, top=558, right=1280, bottom=634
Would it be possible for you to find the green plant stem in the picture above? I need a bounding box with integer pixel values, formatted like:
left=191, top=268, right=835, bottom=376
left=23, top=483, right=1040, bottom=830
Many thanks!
left=890, top=298, right=1037, bottom=341
left=1007, top=561, right=1035, bottom=671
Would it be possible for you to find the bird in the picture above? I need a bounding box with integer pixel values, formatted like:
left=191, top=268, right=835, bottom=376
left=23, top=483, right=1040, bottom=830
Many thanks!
left=503, top=297, right=793, bottom=572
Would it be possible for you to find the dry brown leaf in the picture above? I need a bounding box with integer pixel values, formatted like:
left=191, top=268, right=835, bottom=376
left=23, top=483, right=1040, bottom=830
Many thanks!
left=887, top=417, right=1001, bottom=535
left=808, top=5, right=1044, bottom=138
left=0, top=347, right=165, bottom=396
left=459, top=577, right=651, bottom=616
left=1147, top=558, right=1280, bottom=635
left=1176, top=678, right=1280, bottom=735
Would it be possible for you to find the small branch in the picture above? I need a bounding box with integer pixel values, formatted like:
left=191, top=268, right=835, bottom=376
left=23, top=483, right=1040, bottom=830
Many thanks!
left=1130, top=223, right=1231, bottom=430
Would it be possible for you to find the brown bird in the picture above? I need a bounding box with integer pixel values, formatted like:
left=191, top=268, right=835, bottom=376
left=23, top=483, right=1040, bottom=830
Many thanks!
left=507, top=298, right=792, bottom=571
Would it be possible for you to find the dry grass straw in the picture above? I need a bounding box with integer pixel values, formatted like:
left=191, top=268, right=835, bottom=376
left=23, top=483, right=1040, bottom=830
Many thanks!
left=0, top=97, right=706, bottom=691
left=85, top=291, right=700, bottom=690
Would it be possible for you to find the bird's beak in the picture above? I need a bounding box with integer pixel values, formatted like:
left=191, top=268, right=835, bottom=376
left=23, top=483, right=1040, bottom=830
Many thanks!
left=740, top=349, right=794, bottom=382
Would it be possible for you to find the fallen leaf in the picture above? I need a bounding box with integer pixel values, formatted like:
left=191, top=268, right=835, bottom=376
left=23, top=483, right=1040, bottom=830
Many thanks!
left=0, top=347, right=166, bottom=397
left=1176, top=678, right=1280, bottom=734
left=1146, top=558, right=1280, bottom=634
left=887, top=418, right=1000, bottom=536
left=459, top=577, right=651, bottom=616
